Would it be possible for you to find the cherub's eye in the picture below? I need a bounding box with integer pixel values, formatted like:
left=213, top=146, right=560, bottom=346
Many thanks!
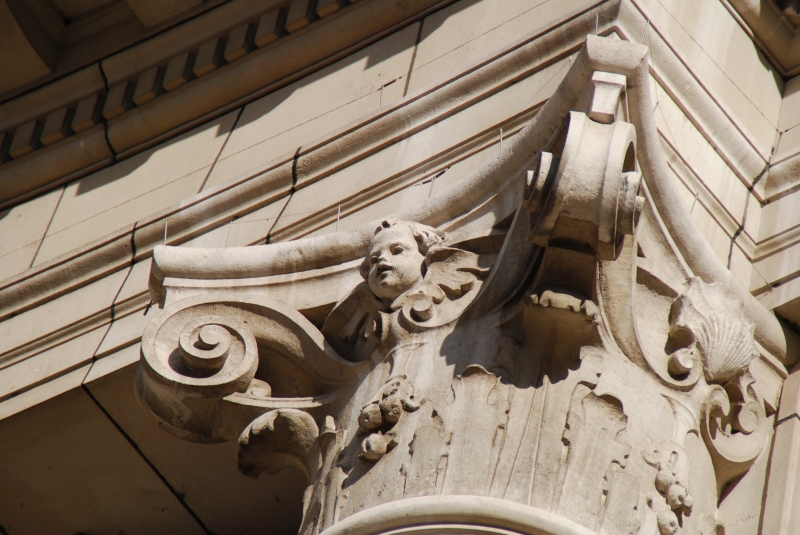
left=370, top=255, right=379, bottom=264
left=392, top=245, right=404, bottom=255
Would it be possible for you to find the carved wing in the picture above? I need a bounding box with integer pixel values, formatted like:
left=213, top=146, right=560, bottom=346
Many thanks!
left=399, top=246, right=490, bottom=330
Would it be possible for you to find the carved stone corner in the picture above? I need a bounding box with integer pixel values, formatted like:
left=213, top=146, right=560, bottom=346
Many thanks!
left=659, top=279, right=771, bottom=497
left=132, top=34, right=788, bottom=535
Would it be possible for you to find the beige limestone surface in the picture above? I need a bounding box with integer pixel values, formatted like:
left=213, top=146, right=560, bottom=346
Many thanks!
left=405, top=0, right=591, bottom=94
left=0, top=387, right=207, bottom=534
left=779, top=76, right=800, bottom=134
left=0, top=187, right=63, bottom=281
left=32, top=111, right=239, bottom=267
left=649, top=75, right=751, bottom=227
left=758, top=187, right=800, bottom=244
left=3, top=2, right=800, bottom=532
left=0, top=267, right=129, bottom=357
left=0, top=325, right=106, bottom=402
left=132, top=35, right=790, bottom=535
left=87, top=363, right=307, bottom=534
left=272, top=57, right=568, bottom=240
left=633, top=0, right=781, bottom=160
left=203, top=23, right=420, bottom=191
left=180, top=195, right=292, bottom=248
left=300, top=141, right=500, bottom=241
left=0, top=361, right=305, bottom=534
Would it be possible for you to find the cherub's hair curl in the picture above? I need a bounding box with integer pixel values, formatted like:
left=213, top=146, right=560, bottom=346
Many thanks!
left=359, top=220, right=446, bottom=279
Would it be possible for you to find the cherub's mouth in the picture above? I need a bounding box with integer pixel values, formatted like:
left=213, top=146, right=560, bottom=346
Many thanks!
left=376, top=264, right=393, bottom=279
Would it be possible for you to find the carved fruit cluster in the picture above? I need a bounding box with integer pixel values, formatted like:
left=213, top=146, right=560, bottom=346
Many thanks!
left=358, top=377, right=423, bottom=462
left=654, top=471, right=693, bottom=534
left=644, top=441, right=693, bottom=535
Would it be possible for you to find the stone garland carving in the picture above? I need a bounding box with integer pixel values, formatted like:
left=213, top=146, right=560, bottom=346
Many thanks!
left=137, top=44, right=778, bottom=535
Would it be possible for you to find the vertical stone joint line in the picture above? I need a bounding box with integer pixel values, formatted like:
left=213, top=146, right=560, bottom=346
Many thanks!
left=97, top=65, right=118, bottom=161
left=291, top=145, right=301, bottom=188
left=727, top=164, right=767, bottom=270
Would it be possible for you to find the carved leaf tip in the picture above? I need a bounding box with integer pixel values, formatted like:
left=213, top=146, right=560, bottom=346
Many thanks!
left=237, top=409, right=320, bottom=479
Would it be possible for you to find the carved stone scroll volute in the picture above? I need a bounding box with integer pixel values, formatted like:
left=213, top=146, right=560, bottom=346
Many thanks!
left=137, top=292, right=360, bottom=493
left=136, top=35, right=786, bottom=535
left=662, top=279, right=769, bottom=497
left=529, top=110, right=641, bottom=262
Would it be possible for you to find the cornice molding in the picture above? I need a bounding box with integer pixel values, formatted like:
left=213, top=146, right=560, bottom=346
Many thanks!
left=146, top=30, right=786, bottom=364
left=3, top=0, right=782, bottom=213
left=0, top=0, right=458, bottom=209
left=0, top=0, right=616, bottom=332
left=724, top=0, right=800, bottom=78
left=1, top=0, right=794, bottom=385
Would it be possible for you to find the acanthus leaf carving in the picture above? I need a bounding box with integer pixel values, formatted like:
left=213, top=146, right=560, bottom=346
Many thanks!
left=701, top=370, right=770, bottom=495
left=135, top=35, right=785, bottom=535
left=238, top=409, right=321, bottom=479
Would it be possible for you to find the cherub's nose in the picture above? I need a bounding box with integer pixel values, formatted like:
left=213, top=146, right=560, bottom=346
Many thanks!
left=374, top=252, right=392, bottom=272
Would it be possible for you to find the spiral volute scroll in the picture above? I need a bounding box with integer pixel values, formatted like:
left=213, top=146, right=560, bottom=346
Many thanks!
left=138, top=292, right=360, bottom=443
left=179, top=318, right=235, bottom=375
left=701, top=374, right=769, bottom=493
left=142, top=309, right=258, bottom=399
left=137, top=297, right=262, bottom=443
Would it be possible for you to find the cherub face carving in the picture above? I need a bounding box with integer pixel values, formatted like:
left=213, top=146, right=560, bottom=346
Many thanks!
left=366, top=225, right=425, bottom=303
left=361, top=220, right=445, bottom=305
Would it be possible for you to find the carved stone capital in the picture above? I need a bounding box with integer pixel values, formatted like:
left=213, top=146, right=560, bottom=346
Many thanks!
left=137, top=35, right=783, bottom=535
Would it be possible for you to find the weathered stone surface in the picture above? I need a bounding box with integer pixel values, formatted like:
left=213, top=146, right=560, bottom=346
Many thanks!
left=0, top=186, right=62, bottom=281
left=4, top=0, right=800, bottom=531
left=205, top=23, right=419, bottom=191
left=33, top=111, right=238, bottom=266
left=135, top=36, right=787, bottom=535
left=87, top=362, right=307, bottom=534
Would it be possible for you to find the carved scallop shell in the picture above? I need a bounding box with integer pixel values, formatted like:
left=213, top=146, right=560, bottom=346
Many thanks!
left=669, top=279, right=758, bottom=383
